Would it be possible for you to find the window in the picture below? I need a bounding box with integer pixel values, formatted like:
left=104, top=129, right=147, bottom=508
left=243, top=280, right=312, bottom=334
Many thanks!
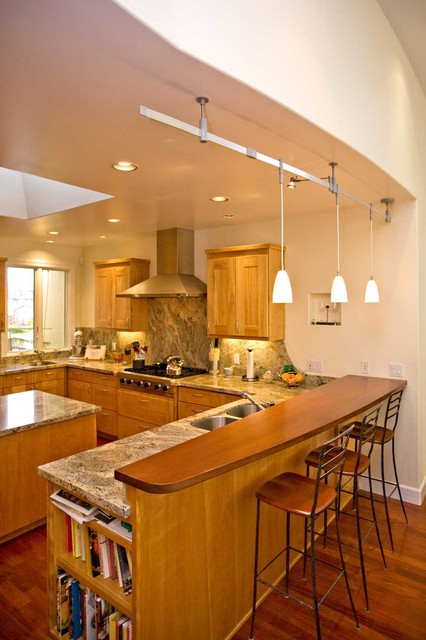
left=7, top=266, right=67, bottom=352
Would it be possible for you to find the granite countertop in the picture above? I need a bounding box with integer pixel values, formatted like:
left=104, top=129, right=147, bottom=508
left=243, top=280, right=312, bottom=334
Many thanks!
left=0, top=390, right=100, bottom=437
left=37, top=422, right=207, bottom=518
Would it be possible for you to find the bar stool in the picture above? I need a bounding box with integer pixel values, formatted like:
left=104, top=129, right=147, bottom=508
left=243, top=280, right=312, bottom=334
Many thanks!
left=305, top=404, right=386, bottom=612
left=347, top=389, right=407, bottom=551
left=248, top=426, right=359, bottom=640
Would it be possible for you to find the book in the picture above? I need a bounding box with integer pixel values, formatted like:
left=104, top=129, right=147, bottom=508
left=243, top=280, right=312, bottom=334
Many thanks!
left=88, top=528, right=101, bottom=578
left=108, top=610, right=121, bottom=640
left=51, top=489, right=97, bottom=516
left=116, top=544, right=132, bottom=595
left=56, top=570, right=70, bottom=637
left=84, top=589, right=97, bottom=640
left=98, top=533, right=110, bottom=579
left=71, top=579, right=82, bottom=639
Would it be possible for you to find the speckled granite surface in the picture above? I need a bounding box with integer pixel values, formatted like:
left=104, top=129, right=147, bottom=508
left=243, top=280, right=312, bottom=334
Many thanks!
left=0, top=390, right=100, bottom=436
left=38, top=422, right=206, bottom=518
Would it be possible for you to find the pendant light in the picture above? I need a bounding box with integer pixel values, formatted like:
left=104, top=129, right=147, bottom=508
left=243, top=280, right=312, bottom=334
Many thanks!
left=273, top=160, right=293, bottom=303
left=330, top=188, right=348, bottom=303
left=365, top=204, right=380, bottom=303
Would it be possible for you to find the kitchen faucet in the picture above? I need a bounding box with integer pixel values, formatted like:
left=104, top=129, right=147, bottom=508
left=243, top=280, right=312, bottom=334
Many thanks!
left=34, top=349, right=45, bottom=361
left=240, top=391, right=269, bottom=411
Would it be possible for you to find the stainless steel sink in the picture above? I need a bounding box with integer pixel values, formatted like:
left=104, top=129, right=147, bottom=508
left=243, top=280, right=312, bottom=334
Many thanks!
left=29, top=360, right=57, bottom=366
left=193, top=415, right=238, bottom=431
left=226, top=404, right=263, bottom=418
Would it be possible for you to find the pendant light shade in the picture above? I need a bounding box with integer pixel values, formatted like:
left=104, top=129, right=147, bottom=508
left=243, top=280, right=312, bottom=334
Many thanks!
left=273, top=160, right=293, bottom=304
left=330, top=187, right=348, bottom=303
left=331, top=274, right=348, bottom=303
left=365, top=204, right=380, bottom=303
left=273, top=269, right=293, bottom=303
left=365, top=277, right=380, bottom=303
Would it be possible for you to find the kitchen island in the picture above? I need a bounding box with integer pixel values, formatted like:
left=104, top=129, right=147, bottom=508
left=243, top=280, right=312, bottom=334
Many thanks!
left=0, top=390, right=99, bottom=543
left=38, top=375, right=406, bottom=640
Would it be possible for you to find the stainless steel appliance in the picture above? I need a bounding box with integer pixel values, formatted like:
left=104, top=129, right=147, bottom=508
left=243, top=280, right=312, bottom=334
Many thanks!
left=69, top=329, right=85, bottom=360
left=119, top=363, right=207, bottom=397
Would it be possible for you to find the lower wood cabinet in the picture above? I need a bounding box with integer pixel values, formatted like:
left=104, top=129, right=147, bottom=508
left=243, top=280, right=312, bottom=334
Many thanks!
left=177, top=386, right=237, bottom=420
left=0, top=414, right=96, bottom=543
left=117, top=389, right=176, bottom=439
left=67, top=368, right=118, bottom=439
left=0, top=367, right=65, bottom=396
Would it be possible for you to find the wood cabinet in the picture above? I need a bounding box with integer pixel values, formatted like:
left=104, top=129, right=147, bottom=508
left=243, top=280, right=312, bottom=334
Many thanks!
left=205, top=244, right=285, bottom=340
left=94, top=258, right=150, bottom=330
left=67, top=368, right=119, bottom=438
left=118, top=389, right=176, bottom=439
left=0, top=367, right=65, bottom=396
left=46, top=483, right=132, bottom=638
left=0, top=413, right=96, bottom=543
left=0, top=257, right=6, bottom=333
left=177, top=386, right=237, bottom=419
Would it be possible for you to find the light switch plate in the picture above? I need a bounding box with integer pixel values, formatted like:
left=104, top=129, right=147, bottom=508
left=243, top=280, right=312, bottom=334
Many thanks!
left=389, top=362, right=404, bottom=378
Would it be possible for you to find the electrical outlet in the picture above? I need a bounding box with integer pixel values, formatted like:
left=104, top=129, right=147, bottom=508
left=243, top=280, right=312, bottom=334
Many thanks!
left=389, top=362, right=404, bottom=378
left=361, top=360, right=370, bottom=375
left=233, top=353, right=240, bottom=366
left=307, top=360, right=322, bottom=373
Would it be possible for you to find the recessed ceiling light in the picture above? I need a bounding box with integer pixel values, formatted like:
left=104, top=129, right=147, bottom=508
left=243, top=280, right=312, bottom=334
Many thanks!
left=107, top=218, right=121, bottom=223
left=210, top=195, right=230, bottom=203
left=47, top=230, right=60, bottom=235
left=111, top=161, right=138, bottom=172
left=46, top=240, right=55, bottom=244
left=99, top=235, right=108, bottom=239
left=223, top=214, right=234, bottom=219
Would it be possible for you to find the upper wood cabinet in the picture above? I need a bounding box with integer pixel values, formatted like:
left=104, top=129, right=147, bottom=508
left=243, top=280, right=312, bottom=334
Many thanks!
left=94, top=258, right=150, bottom=330
left=0, top=258, right=6, bottom=333
left=205, top=244, right=285, bottom=341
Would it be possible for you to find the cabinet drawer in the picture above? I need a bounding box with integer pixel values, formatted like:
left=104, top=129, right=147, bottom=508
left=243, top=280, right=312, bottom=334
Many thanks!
left=67, top=368, right=93, bottom=383
left=97, top=409, right=119, bottom=437
left=118, top=415, right=154, bottom=439
left=2, top=371, right=33, bottom=389
left=178, top=387, right=235, bottom=408
left=33, top=367, right=62, bottom=383
left=92, top=372, right=118, bottom=388
left=118, top=389, right=175, bottom=426
left=92, top=385, right=117, bottom=411
left=178, top=401, right=210, bottom=420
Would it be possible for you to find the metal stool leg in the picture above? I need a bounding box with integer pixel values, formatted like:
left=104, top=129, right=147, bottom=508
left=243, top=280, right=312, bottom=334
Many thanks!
left=368, top=465, right=387, bottom=570
left=353, top=474, right=370, bottom=611
left=380, top=439, right=394, bottom=551
left=392, top=437, right=408, bottom=523
left=310, top=512, right=322, bottom=640
left=248, top=499, right=261, bottom=640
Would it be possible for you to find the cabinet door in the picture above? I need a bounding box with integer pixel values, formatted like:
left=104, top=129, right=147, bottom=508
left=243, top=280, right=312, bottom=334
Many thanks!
left=95, top=267, right=112, bottom=328
left=68, top=379, right=92, bottom=403
left=207, top=257, right=236, bottom=336
left=112, top=265, right=131, bottom=330
left=235, top=254, right=268, bottom=338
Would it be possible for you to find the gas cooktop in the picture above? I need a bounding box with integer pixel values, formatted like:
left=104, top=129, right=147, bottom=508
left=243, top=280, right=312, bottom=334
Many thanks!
left=124, top=364, right=208, bottom=379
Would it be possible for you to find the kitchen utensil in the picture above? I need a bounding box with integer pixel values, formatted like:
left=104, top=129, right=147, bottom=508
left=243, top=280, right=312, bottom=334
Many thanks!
left=166, top=356, right=184, bottom=376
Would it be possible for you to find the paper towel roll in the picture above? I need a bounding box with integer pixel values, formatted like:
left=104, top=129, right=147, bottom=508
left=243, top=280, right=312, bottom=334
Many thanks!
left=247, top=349, right=254, bottom=379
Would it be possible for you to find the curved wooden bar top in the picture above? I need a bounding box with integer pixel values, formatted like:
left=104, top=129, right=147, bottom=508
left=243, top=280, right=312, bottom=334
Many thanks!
left=115, top=375, right=406, bottom=494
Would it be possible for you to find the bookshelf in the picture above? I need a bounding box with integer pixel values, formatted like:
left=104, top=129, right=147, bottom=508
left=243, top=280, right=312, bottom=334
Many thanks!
left=47, top=482, right=133, bottom=638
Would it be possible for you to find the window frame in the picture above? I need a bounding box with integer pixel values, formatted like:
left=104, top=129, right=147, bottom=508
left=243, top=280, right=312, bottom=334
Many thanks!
left=3, top=259, right=75, bottom=355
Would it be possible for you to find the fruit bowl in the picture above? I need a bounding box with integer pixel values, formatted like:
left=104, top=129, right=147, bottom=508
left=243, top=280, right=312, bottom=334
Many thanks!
left=281, top=371, right=305, bottom=387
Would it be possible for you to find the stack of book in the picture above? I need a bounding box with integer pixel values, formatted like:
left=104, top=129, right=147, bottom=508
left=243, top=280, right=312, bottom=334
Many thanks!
left=56, top=571, right=132, bottom=639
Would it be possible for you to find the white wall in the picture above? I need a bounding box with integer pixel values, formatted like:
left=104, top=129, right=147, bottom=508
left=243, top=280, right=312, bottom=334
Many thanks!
left=118, top=0, right=426, bottom=503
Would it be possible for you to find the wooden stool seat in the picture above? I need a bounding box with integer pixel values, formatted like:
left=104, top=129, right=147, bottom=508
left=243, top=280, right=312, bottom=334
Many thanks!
left=256, top=471, right=337, bottom=517
left=306, top=446, right=370, bottom=477
left=349, top=422, right=393, bottom=445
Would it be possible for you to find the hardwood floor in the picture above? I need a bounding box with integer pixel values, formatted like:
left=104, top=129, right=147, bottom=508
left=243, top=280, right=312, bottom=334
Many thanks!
left=0, top=496, right=424, bottom=639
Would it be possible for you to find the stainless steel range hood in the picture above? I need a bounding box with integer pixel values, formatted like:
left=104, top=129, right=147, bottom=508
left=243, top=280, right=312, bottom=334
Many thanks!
left=117, top=228, right=207, bottom=298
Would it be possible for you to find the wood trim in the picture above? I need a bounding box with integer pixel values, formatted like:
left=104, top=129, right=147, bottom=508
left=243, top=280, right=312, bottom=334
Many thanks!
left=115, top=375, right=406, bottom=494
left=205, top=243, right=280, bottom=255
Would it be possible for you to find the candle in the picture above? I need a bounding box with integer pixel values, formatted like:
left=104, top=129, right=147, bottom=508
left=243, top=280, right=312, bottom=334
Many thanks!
left=111, top=342, right=116, bottom=352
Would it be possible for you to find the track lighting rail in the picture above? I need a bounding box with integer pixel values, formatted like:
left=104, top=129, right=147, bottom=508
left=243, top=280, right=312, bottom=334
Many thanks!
left=140, top=100, right=392, bottom=222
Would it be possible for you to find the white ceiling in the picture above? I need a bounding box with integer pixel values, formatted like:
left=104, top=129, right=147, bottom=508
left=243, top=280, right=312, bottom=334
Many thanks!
left=0, top=0, right=421, bottom=248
